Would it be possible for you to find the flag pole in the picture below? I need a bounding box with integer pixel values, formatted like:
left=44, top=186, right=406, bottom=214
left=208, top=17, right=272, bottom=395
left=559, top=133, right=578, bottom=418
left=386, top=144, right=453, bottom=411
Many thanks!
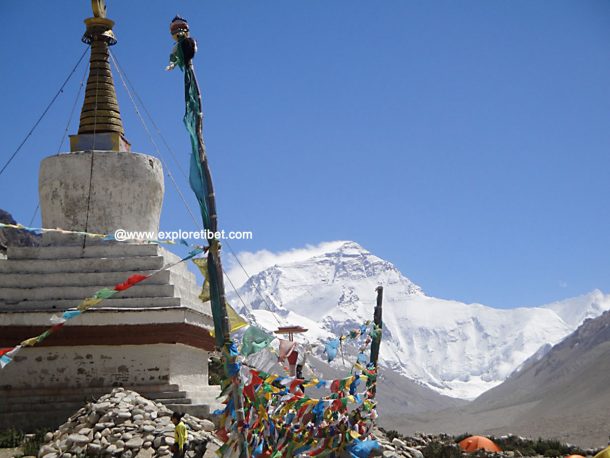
left=369, top=286, right=383, bottom=397
left=167, top=17, right=249, bottom=458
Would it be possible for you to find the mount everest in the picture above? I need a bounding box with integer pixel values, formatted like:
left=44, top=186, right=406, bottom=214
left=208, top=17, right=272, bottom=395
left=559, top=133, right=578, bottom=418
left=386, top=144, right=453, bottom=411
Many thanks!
left=226, top=240, right=610, bottom=399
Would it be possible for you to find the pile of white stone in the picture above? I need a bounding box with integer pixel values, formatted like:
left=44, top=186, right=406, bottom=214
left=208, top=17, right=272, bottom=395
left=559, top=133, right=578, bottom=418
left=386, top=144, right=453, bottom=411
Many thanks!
left=34, top=387, right=457, bottom=458
left=37, top=388, right=221, bottom=458
left=373, top=429, right=428, bottom=458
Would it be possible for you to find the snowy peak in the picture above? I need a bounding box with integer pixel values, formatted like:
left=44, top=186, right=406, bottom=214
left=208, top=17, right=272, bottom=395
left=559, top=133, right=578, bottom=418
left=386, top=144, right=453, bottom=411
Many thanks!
left=227, top=241, right=610, bottom=400
left=541, top=289, right=610, bottom=328
left=234, top=240, right=421, bottom=317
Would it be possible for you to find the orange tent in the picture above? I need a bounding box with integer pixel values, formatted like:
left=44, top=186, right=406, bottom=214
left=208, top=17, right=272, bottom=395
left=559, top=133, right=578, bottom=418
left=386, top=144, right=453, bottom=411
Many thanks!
left=566, top=455, right=586, bottom=458
left=459, top=436, right=502, bottom=453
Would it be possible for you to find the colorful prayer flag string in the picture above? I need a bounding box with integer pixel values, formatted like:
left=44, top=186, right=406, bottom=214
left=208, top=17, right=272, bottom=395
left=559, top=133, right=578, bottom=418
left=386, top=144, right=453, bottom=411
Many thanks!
left=215, top=362, right=379, bottom=457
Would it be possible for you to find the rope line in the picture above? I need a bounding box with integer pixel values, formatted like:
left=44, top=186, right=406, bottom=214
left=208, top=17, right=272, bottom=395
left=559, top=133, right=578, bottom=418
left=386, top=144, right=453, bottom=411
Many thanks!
left=0, top=47, right=89, bottom=178
left=109, top=51, right=203, bottom=229
left=24, top=59, right=92, bottom=230
left=109, top=51, right=252, bottom=313
left=110, top=53, right=190, bottom=181
left=109, top=50, right=282, bottom=326
left=56, top=59, right=90, bottom=155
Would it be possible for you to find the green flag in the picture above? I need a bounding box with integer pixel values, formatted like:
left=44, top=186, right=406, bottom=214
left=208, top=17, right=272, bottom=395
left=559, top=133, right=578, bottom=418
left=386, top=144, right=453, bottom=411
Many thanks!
left=241, top=326, right=275, bottom=357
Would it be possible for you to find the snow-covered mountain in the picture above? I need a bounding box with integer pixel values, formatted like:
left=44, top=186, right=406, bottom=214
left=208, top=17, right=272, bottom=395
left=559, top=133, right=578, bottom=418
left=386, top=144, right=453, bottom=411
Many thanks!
left=393, top=309, right=610, bottom=447
left=226, top=241, right=610, bottom=399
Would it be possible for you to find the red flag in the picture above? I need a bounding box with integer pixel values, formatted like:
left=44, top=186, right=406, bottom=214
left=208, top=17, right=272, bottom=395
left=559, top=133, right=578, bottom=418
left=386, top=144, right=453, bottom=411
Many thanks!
left=114, top=274, right=148, bottom=291
left=330, top=379, right=340, bottom=393
left=50, top=323, right=65, bottom=333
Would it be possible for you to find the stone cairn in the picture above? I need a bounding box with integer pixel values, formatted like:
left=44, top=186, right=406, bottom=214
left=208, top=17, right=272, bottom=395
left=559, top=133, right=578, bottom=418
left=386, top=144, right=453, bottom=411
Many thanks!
left=34, top=387, right=496, bottom=458
left=374, top=430, right=444, bottom=458
left=37, top=388, right=220, bottom=458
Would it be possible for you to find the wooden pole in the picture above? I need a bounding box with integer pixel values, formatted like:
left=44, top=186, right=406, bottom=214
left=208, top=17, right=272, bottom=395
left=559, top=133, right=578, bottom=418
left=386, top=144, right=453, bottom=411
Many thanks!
left=369, top=286, right=383, bottom=394
left=190, top=63, right=250, bottom=458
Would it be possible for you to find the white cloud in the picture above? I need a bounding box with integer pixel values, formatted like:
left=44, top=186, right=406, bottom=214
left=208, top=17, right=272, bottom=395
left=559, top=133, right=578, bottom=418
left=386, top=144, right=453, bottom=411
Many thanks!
left=224, top=241, right=348, bottom=288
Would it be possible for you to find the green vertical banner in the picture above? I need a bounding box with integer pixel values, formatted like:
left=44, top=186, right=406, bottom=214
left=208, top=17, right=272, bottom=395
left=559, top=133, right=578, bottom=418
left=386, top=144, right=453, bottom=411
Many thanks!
left=172, top=37, right=224, bottom=346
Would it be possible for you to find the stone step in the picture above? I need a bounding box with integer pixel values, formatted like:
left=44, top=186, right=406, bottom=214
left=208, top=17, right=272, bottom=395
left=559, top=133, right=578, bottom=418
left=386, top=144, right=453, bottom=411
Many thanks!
left=167, top=403, right=225, bottom=419
left=186, top=387, right=222, bottom=404
left=0, top=400, right=97, bottom=413
left=0, top=256, right=164, bottom=274
left=0, top=383, right=182, bottom=398
left=0, top=391, right=189, bottom=409
left=0, top=407, right=79, bottom=431
left=0, top=387, right=219, bottom=430
left=0, top=296, right=182, bottom=312
left=0, top=269, right=171, bottom=288
left=7, top=244, right=160, bottom=260
left=154, top=397, right=192, bottom=405
left=0, top=284, right=175, bottom=302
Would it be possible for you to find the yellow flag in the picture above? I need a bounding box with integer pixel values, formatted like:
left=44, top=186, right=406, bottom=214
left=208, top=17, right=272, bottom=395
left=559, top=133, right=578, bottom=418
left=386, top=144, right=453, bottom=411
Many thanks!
left=192, top=258, right=210, bottom=302
left=193, top=258, right=248, bottom=335
left=209, top=302, right=248, bottom=337
left=78, top=297, right=103, bottom=311
left=21, top=337, right=39, bottom=347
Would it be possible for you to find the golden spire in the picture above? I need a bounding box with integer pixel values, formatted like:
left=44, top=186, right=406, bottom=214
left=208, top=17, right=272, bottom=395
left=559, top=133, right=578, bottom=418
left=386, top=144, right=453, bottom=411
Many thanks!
left=70, top=0, right=130, bottom=152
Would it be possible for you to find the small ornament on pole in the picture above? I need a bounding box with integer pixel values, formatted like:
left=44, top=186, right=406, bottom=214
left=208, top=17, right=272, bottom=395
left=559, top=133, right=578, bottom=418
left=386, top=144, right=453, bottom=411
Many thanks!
left=274, top=325, right=307, bottom=376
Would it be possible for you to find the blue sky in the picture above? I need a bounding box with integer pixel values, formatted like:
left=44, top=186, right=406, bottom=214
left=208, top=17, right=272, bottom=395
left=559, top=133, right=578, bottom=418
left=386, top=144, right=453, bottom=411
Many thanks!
left=1, top=1, right=610, bottom=308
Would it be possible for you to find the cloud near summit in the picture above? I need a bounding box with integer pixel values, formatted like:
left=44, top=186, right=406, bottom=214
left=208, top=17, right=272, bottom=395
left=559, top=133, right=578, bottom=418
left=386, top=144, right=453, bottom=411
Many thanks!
left=225, top=241, right=349, bottom=288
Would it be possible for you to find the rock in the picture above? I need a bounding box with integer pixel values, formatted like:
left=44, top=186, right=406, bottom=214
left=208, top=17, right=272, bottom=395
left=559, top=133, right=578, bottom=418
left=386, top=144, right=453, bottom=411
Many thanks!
left=87, top=443, right=102, bottom=454
left=106, top=444, right=118, bottom=454
left=121, top=451, right=133, bottom=458
left=116, top=439, right=126, bottom=449
left=404, top=447, right=424, bottom=458
left=201, top=419, right=215, bottom=432
left=78, top=427, right=92, bottom=436
left=39, top=445, right=56, bottom=457
left=41, top=454, right=58, bottom=458
left=141, top=425, right=155, bottom=433
left=392, top=438, right=407, bottom=449
left=134, top=448, right=154, bottom=458
left=126, top=437, right=144, bottom=449
left=67, top=433, right=89, bottom=446
left=93, top=402, right=112, bottom=413
left=94, top=422, right=114, bottom=431
left=44, top=432, right=53, bottom=442
left=164, top=437, right=175, bottom=446
left=118, top=411, right=132, bottom=419
left=122, top=433, right=133, bottom=441
left=153, top=437, right=163, bottom=448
